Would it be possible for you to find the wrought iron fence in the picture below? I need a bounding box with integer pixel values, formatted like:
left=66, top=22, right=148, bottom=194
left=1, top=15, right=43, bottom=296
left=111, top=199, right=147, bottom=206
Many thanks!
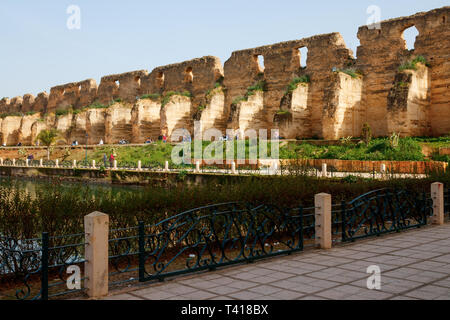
left=0, top=187, right=441, bottom=299
left=0, top=233, right=86, bottom=300
left=340, top=188, right=432, bottom=242
left=136, top=202, right=310, bottom=282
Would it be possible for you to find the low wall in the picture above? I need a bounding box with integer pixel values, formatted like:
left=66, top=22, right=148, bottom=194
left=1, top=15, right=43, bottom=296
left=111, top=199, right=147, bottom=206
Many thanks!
left=0, top=165, right=259, bottom=186
left=280, top=159, right=448, bottom=174
left=439, top=147, right=450, bottom=156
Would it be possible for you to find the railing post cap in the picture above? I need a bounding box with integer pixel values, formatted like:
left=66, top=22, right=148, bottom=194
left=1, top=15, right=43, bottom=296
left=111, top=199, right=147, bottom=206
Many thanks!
left=316, top=192, right=331, bottom=197
left=85, top=211, right=109, bottom=218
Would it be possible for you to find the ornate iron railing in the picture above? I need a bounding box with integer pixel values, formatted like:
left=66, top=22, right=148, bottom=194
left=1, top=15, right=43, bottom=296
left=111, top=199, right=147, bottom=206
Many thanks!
left=136, top=202, right=308, bottom=282
left=0, top=232, right=86, bottom=300
left=341, top=188, right=432, bottom=242
left=0, top=187, right=440, bottom=299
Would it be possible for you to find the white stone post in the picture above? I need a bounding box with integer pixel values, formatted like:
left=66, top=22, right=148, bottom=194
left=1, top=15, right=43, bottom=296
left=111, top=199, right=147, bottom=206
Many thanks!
left=12, top=159, right=15, bottom=166
left=315, top=193, right=332, bottom=249
left=431, top=182, right=444, bottom=225
left=113, top=160, right=117, bottom=170
left=40, top=159, right=43, bottom=167
left=195, top=160, right=200, bottom=173
left=231, top=161, right=236, bottom=174
left=0, top=158, right=3, bottom=166
left=92, top=160, right=96, bottom=169
left=73, top=160, right=77, bottom=168
left=322, top=163, right=327, bottom=177
left=381, top=163, right=386, bottom=174
left=164, top=161, right=169, bottom=172
left=138, top=160, right=142, bottom=171
left=55, top=159, right=59, bottom=168
left=84, top=212, right=109, bottom=299
left=26, top=159, right=29, bottom=167
left=272, top=161, right=278, bottom=175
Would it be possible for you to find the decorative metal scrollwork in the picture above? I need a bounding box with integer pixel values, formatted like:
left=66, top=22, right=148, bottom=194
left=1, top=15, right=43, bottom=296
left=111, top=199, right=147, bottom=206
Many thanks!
left=138, top=202, right=305, bottom=282
left=342, top=188, right=432, bottom=242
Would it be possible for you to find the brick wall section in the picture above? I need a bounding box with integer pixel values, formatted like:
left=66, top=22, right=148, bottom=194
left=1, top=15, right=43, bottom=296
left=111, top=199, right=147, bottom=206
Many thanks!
left=280, top=159, right=447, bottom=174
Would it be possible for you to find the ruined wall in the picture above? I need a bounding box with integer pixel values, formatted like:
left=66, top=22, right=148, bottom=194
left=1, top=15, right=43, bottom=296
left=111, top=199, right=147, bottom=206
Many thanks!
left=18, top=113, right=42, bottom=145
left=131, top=99, right=161, bottom=143
left=1, top=116, right=22, bottom=145
left=387, top=64, right=431, bottom=136
left=322, top=72, right=364, bottom=140
left=142, top=56, right=223, bottom=106
left=196, top=89, right=227, bottom=136
left=47, top=79, right=97, bottom=112
left=160, top=96, right=192, bottom=141
left=97, top=70, right=148, bottom=105
left=224, top=33, right=354, bottom=137
left=105, top=103, right=133, bottom=144
left=86, top=109, right=106, bottom=145
left=275, top=84, right=310, bottom=139
left=356, top=6, right=449, bottom=137
left=228, top=91, right=265, bottom=138
left=0, top=6, right=448, bottom=144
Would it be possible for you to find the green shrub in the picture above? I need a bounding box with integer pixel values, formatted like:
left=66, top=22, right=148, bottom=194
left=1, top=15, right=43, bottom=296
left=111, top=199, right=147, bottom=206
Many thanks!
left=285, top=75, right=310, bottom=94
left=337, top=68, right=363, bottom=78
left=399, top=55, right=430, bottom=71
left=246, top=80, right=266, bottom=96
left=361, top=123, right=372, bottom=145
left=0, top=112, right=22, bottom=119
left=140, top=93, right=161, bottom=101
left=161, top=91, right=192, bottom=108
left=55, top=108, right=71, bottom=117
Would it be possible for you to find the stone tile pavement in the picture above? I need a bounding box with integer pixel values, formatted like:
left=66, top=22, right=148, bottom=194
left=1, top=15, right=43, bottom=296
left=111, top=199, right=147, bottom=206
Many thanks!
left=103, top=224, right=450, bottom=300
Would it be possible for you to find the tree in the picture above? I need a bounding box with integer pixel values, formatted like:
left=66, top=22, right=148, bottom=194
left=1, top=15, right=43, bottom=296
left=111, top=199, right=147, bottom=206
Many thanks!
left=36, top=129, right=62, bottom=160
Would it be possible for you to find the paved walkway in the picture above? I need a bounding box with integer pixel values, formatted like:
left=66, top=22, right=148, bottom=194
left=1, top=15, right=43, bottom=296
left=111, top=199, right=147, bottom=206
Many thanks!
left=104, top=224, right=450, bottom=300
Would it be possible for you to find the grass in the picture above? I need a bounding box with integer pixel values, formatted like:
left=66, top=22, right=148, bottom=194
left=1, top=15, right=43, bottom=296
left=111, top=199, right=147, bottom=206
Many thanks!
left=205, top=83, right=224, bottom=100
left=0, top=112, right=22, bottom=119
left=279, top=137, right=425, bottom=161
left=161, top=91, right=192, bottom=108
left=276, top=110, right=292, bottom=115
left=336, top=68, right=363, bottom=79
left=140, top=93, right=161, bottom=101
left=67, top=137, right=434, bottom=165
left=399, top=56, right=430, bottom=71
left=231, top=81, right=266, bottom=106
left=285, top=76, right=310, bottom=95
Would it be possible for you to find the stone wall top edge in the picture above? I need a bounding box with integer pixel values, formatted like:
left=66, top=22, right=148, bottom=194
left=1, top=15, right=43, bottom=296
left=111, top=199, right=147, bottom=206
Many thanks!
left=358, top=6, right=449, bottom=33
left=229, top=32, right=342, bottom=56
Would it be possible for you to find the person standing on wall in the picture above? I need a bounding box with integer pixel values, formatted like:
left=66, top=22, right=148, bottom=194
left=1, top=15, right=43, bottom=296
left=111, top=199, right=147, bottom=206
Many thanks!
left=103, top=153, right=108, bottom=168
left=109, top=153, right=115, bottom=168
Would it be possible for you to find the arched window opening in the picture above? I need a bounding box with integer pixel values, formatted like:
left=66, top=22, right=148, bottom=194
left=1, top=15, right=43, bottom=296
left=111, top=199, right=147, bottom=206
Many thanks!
left=157, top=72, right=165, bottom=88
left=184, top=67, right=194, bottom=83
left=254, top=55, right=265, bottom=73
left=115, top=80, right=120, bottom=88
left=402, top=26, right=419, bottom=51
left=134, top=76, right=141, bottom=87
left=299, top=47, right=308, bottom=68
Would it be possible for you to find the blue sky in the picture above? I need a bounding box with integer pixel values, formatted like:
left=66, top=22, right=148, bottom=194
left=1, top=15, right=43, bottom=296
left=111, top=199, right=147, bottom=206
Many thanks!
left=0, top=0, right=447, bottom=98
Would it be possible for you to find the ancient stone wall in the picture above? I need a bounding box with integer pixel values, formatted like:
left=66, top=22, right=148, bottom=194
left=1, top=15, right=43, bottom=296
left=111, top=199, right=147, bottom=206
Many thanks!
left=0, top=6, right=448, bottom=145
left=356, top=6, right=449, bottom=137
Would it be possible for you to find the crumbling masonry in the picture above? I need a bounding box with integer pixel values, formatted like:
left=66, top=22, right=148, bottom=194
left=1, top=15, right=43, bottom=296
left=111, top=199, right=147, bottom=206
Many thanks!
left=0, top=7, right=448, bottom=145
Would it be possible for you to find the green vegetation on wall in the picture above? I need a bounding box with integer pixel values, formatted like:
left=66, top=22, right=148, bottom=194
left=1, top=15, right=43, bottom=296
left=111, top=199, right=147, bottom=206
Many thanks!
left=399, top=55, right=430, bottom=71
left=285, top=75, right=310, bottom=95
left=232, top=80, right=266, bottom=106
